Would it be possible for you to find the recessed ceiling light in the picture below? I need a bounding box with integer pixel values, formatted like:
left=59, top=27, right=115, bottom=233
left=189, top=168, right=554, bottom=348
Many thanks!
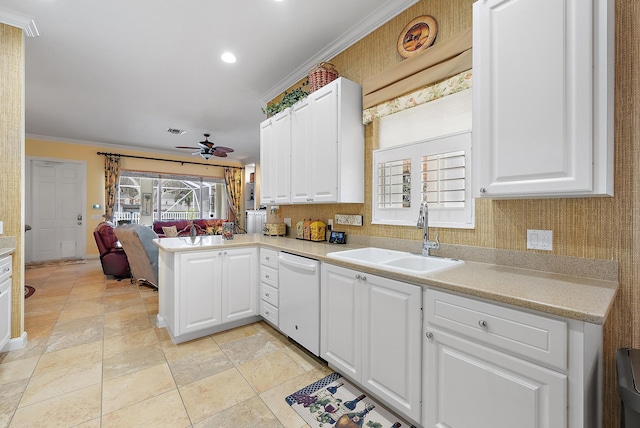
left=221, top=52, right=237, bottom=63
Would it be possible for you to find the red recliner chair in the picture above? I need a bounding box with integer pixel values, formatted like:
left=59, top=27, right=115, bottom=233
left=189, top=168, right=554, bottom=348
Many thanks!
left=94, top=221, right=130, bottom=278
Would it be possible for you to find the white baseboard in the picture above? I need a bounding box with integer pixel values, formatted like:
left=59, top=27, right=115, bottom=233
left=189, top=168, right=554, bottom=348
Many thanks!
left=1, top=331, right=27, bottom=352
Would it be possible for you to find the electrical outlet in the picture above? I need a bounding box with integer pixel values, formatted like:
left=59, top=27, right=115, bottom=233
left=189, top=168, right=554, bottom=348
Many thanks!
left=328, top=219, right=333, bottom=229
left=527, top=229, right=553, bottom=251
left=284, top=218, right=291, bottom=227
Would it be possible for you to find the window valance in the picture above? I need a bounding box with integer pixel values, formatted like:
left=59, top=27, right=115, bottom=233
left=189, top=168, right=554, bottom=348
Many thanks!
left=362, top=28, right=472, bottom=125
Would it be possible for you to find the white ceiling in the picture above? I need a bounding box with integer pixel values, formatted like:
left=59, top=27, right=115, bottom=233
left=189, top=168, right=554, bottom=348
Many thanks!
left=0, top=0, right=417, bottom=163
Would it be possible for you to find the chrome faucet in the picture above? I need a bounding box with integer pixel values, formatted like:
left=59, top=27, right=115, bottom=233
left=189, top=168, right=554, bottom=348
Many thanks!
left=417, top=200, right=439, bottom=256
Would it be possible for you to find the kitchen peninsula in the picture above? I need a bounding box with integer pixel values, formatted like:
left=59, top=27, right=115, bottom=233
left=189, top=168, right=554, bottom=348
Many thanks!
left=154, top=234, right=617, bottom=427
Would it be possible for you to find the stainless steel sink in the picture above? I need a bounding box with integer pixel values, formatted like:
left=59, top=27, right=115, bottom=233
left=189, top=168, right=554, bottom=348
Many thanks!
left=326, top=247, right=463, bottom=274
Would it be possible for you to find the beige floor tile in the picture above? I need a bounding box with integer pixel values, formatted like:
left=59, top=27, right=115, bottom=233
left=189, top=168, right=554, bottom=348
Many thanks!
left=102, top=328, right=159, bottom=358
left=103, top=313, right=153, bottom=339
left=194, top=395, right=284, bottom=428
left=34, top=340, right=102, bottom=376
left=101, top=389, right=190, bottom=428
left=0, top=378, right=29, bottom=428
left=259, top=369, right=331, bottom=428
left=9, top=383, right=101, bottom=428
left=19, top=359, right=102, bottom=407
left=218, top=331, right=287, bottom=365
left=238, top=349, right=306, bottom=394
left=161, top=336, right=220, bottom=362
left=45, top=315, right=104, bottom=353
left=102, top=363, right=176, bottom=415
left=103, top=343, right=166, bottom=380
left=73, top=418, right=101, bottom=428
left=0, top=356, right=39, bottom=386
left=58, top=299, right=105, bottom=323
left=0, top=334, right=48, bottom=364
left=167, top=345, right=234, bottom=387
left=211, top=323, right=263, bottom=345
left=282, top=344, right=327, bottom=373
left=180, top=368, right=256, bottom=423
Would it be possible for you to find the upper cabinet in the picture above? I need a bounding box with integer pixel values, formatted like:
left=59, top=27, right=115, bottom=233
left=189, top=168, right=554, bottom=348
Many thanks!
left=261, top=77, right=364, bottom=205
left=472, top=0, right=614, bottom=198
left=260, top=109, right=292, bottom=205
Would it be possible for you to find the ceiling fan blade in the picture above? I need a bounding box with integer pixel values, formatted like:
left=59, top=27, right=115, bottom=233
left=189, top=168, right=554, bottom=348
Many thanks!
left=214, top=146, right=234, bottom=153
left=214, top=151, right=228, bottom=157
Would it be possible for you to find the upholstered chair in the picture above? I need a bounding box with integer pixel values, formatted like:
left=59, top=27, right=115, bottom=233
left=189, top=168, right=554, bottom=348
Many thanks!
left=93, top=222, right=130, bottom=278
left=114, top=224, right=159, bottom=289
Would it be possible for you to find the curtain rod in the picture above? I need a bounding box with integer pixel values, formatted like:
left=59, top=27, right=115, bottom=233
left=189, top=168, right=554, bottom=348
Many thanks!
left=97, top=151, right=244, bottom=169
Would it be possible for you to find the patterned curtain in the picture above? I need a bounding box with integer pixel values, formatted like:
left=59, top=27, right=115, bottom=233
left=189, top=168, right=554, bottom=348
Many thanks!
left=104, top=155, right=121, bottom=222
left=224, top=167, right=243, bottom=231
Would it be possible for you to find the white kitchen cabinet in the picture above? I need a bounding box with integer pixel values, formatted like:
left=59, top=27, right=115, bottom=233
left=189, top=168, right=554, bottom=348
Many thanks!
left=321, top=263, right=422, bottom=423
left=472, top=0, right=613, bottom=198
left=260, top=108, right=291, bottom=205
left=221, top=247, right=258, bottom=323
left=290, top=78, right=364, bottom=204
left=246, top=210, right=266, bottom=234
left=0, top=255, right=12, bottom=352
left=159, top=246, right=259, bottom=344
left=425, top=326, right=567, bottom=428
left=259, top=248, right=279, bottom=327
left=424, top=288, right=601, bottom=428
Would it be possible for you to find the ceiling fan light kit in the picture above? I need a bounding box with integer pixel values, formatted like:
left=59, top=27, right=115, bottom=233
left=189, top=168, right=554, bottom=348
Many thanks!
left=175, top=133, right=234, bottom=160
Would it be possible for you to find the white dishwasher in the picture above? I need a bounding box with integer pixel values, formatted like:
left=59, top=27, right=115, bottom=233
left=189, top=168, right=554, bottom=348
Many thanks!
left=278, top=251, right=320, bottom=356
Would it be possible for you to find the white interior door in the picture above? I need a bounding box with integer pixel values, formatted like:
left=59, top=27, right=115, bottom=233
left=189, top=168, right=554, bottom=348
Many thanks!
left=28, top=159, right=86, bottom=262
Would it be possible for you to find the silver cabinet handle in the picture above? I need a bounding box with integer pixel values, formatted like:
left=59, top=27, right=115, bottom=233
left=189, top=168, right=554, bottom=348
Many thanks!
left=478, top=320, right=488, bottom=328
left=426, top=332, right=433, bottom=339
left=265, top=274, right=270, bottom=279
left=480, top=188, right=487, bottom=193
left=265, top=292, right=270, bottom=297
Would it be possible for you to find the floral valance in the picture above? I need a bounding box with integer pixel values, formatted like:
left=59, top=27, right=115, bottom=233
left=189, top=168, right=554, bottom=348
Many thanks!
left=363, top=70, right=472, bottom=125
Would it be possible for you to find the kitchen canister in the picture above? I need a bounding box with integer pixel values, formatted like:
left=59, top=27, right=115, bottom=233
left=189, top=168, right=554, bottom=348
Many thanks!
left=296, top=220, right=305, bottom=239
left=310, top=220, right=326, bottom=242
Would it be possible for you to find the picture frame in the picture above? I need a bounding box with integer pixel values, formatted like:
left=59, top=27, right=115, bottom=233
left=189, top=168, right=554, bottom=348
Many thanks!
left=142, top=193, right=152, bottom=215
left=397, top=15, right=438, bottom=59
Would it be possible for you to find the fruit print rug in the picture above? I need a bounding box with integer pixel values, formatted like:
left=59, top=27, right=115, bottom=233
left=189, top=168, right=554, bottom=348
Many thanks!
left=285, top=372, right=414, bottom=428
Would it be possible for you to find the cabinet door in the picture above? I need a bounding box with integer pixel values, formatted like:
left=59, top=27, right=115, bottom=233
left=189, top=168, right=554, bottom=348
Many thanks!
left=290, top=99, right=312, bottom=203
left=473, top=0, right=597, bottom=197
left=424, top=326, right=567, bottom=428
left=221, top=247, right=258, bottom=323
left=272, top=110, right=292, bottom=204
left=259, top=119, right=275, bottom=204
left=178, top=251, right=222, bottom=335
left=361, top=275, right=422, bottom=423
left=320, top=263, right=361, bottom=379
left=308, top=82, right=339, bottom=202
left=0, top=278, right=11, bottom=351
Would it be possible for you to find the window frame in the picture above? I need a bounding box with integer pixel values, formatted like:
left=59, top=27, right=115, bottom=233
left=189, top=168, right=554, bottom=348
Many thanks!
left=372, top=131, right=474, bottom=229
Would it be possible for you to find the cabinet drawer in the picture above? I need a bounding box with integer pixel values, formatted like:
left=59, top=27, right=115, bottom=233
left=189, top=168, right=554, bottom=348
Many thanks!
left=425, top=289, right=567, bottom=371
left=260, top=300, right=278, bottom=326
left=0, top=256, right=11, bottom=283
left=260, top=265, right=278, bottom=288
left=260, top=283, right=279, bottom=307
left=260, top=248, right=278, bottom=269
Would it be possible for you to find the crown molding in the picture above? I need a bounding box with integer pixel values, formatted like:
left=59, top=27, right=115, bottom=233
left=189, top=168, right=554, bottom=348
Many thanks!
left=0, top=7, right=39, bottom=37
left=259, top=0, right=418, bottom=103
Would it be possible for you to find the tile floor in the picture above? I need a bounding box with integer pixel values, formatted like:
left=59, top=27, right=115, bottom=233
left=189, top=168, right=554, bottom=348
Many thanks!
left=0, top=259, right=331, bottom=427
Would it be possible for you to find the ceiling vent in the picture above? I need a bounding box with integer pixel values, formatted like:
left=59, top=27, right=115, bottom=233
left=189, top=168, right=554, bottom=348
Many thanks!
left=167, top=128, right=187, bottom=135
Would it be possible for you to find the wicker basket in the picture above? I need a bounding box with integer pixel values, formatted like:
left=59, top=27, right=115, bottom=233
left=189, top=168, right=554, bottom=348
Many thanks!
left=308, top=62, right=339, bottom=92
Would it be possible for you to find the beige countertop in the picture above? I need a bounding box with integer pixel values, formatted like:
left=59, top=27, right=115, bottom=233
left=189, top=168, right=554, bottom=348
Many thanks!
left=154, top=234, right=618, bottom=325
left=0, top=248, right=14, bottom=258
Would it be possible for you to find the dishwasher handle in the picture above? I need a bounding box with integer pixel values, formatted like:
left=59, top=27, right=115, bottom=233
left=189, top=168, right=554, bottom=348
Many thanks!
left=278, top=254, right=318, bottom=272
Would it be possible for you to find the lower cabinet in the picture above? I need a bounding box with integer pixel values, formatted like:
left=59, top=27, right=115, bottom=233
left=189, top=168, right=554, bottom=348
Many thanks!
left=424, top=326, right=567, bottom=428
left=321, top=263, right=422, bottom=423
left=160, top=247, right=258, bottom=343
left=423, top=288, right=600, bottom=428
left=0, top=255, right=12, bottom=352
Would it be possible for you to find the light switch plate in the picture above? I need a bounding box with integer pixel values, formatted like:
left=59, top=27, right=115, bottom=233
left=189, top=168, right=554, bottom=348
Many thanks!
left=527, top=229, right=553, bottom=251
left=284, top=218, right=291, bottom=227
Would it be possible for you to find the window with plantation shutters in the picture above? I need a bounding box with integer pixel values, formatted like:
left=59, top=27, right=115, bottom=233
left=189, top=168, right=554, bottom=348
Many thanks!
left=372, top=131, right=474, bottom=229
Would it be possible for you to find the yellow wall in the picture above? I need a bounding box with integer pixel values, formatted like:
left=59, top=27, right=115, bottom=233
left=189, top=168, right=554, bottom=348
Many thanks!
left=267, top=1, right=637, bottom=426
left=26, top=139, right=243, bottom=257
left=0, top=23, right=25, bottom=340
